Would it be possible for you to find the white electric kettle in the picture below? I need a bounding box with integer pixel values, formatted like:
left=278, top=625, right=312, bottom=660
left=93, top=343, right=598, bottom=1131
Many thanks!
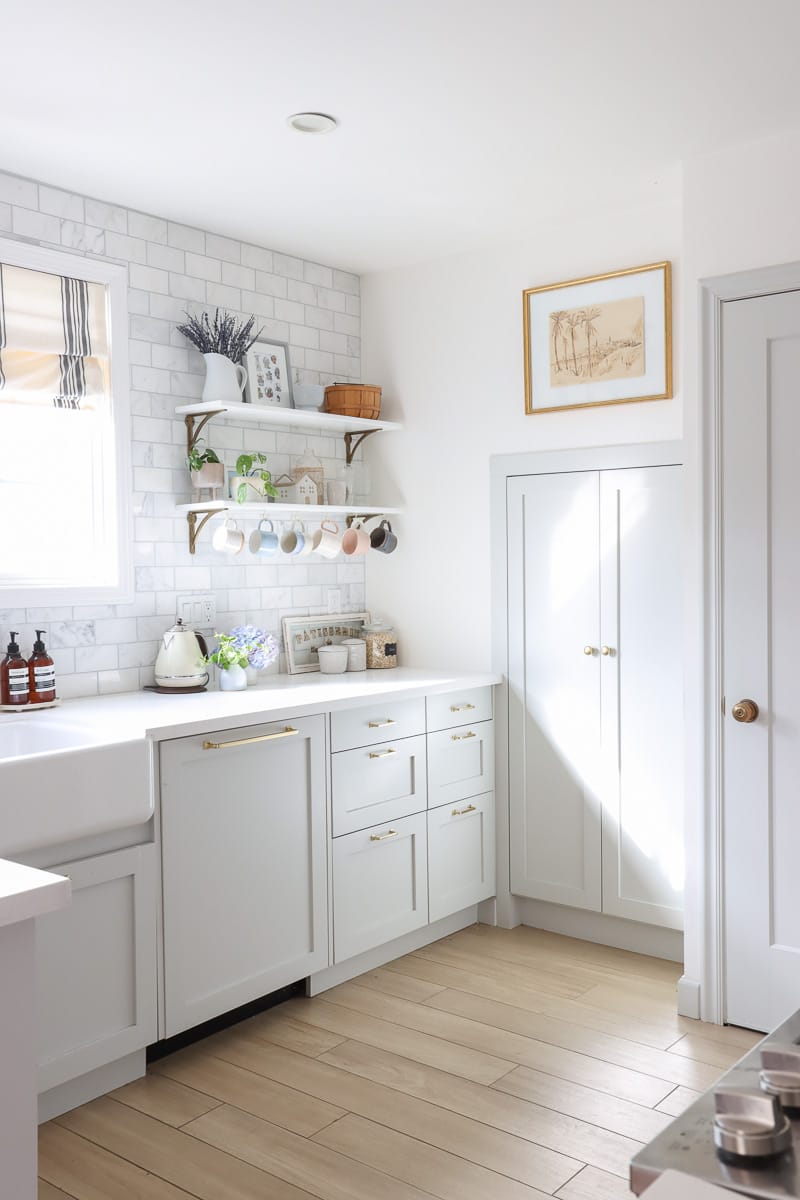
left=154, top=619, right=209, bottom=689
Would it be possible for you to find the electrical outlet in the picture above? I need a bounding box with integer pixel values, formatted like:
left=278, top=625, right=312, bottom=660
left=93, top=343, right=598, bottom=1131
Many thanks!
left=327, top=589, right=342, bottom=614
left=177, top=594, right=216, bottom=627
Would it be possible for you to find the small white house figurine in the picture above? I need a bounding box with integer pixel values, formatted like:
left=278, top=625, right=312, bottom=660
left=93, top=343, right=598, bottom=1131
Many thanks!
left=294, top=473, right=319, bottom=505
left=273, top=473, right=295, bottom=503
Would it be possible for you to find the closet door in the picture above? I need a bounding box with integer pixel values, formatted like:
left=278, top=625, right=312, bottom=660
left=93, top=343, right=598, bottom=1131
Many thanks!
left=599, top=466, right=683, bottom=930
left=508, top=471, right=602, bottom=911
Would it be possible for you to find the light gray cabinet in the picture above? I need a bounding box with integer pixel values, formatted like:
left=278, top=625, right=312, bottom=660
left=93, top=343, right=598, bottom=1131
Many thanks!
left=160, top=715, right=329, bottom=1037
left=36, top=844, right=157, bottom=1093
left=428, top=792, right=496, bottom=923
left=331, top=733, right=427, bottom=836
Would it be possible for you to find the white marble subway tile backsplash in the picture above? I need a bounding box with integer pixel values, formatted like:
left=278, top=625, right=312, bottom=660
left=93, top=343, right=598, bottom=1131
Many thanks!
left=0, top=168, right=364, bottom=697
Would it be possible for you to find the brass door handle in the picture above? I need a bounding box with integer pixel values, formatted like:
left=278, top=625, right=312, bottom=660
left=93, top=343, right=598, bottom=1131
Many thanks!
left=732, top=699, right=759, bottom=724
left=451, top=731, right=477, bottom=741
left=450, top=703, right=476, bottom=712
left=584, top=645, right=596, bottom=656
left=369, top=828, right=398, bottom=841
left=368, top=719, right=396, bottom=728
left=369, top=748, right=397, bottom=759
left=203, top=726, right=299, bottom=750
left=451, top=803, right=477, bottom=816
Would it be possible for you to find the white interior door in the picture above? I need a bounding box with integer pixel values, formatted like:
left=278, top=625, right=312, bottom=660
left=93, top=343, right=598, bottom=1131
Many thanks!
left=599, top=466, right=684, bottom=930
left=508, top=471, right=602, bottom=911
left=722, top=289, right=800, bottom=1030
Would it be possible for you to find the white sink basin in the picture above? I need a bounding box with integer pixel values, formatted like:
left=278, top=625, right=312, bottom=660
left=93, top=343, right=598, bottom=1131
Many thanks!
left=0, top=717, right=153, bottom=856
left=0, top=720, right=101, bottom=761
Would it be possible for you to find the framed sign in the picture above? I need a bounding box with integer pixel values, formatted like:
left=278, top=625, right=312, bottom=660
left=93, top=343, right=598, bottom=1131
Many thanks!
left=244, top=339, right=293, bottom=408
left=282, top=612, right=371, bottom=674
left=523, top=261, right=672, bottom=414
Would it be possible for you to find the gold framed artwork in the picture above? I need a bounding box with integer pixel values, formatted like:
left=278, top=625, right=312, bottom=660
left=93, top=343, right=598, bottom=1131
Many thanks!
left=522, top=261, right=672, bottom=414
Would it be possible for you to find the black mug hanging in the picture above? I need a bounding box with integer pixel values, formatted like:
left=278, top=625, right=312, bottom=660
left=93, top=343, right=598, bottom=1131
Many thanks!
left=370, top=520, right=397, bottom=554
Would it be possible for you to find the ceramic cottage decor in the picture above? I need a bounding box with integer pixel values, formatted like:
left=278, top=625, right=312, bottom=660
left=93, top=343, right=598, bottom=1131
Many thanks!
left=291, top=453, right=324, bottom=504
left=272, top=474, right=296, bottom=502
left=176, top=308, right=262, bottom=405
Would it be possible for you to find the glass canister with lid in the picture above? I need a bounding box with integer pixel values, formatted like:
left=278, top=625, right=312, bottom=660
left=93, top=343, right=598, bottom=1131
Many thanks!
left=363, top=619, right=398, bottom=669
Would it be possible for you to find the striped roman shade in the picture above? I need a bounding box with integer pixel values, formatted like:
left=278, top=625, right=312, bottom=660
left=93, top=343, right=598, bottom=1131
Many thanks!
left=0, top=261, right=109, bottom=408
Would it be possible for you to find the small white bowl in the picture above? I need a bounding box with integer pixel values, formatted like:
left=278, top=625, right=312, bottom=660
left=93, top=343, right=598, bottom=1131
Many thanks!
left=317, top=644, right=349, bottom=674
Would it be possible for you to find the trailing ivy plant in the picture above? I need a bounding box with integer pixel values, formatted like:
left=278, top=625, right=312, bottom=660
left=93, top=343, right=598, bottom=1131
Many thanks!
left=186, top=440, right=222, bottom=474
left=176, top=308, right=262, bottom=362
left=235, top=452, right=279, bottom=504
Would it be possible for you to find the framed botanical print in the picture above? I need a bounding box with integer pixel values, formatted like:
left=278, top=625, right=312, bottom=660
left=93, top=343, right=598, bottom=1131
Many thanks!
left=244, top=339, right=293, bottom=408
left=282, top=612, right=371, bottom=674
left=523, top=261, right=672, bottom=414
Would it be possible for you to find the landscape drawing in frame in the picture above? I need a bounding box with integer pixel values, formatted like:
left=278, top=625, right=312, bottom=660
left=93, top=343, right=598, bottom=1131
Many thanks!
left=523, top=261, right=672, bottom=414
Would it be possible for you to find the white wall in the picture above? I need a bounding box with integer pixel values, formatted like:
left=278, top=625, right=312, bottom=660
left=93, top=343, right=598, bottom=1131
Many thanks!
left=0, top=170, right=364, bottom=696
left=361, top=198, right=683, bottom=670
left=681, top=129, right=800, bottom=1018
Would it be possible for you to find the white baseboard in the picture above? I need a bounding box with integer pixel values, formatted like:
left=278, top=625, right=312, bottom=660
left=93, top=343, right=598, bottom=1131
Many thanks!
left=677, top=975, right=702, bottom=1019
left=516, top=897, right=684, bottom=963
left=38, top=1050, right=145, bottom=1124
left=307, top=907, right=479, bottom=995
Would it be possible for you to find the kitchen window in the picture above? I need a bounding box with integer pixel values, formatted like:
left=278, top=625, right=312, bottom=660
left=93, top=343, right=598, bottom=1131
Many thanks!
left=0, top=237, right=131, bottom=605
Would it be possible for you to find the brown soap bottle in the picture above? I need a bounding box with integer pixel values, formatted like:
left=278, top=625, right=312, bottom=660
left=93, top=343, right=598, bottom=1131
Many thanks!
left=1, top=632, right=29, bottom=706
left=29, top=630, right=56, bottom=704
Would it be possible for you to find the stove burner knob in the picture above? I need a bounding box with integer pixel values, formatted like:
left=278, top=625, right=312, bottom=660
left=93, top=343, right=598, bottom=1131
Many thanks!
left=713, top=1087, right=792, bottom=1160
left=760, top=1045, right=800, bottom=1108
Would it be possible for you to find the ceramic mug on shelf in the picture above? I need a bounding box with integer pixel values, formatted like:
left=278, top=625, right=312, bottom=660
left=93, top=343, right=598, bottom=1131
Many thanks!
left=211, top=519, right=244, bottom=555
left=370, top=519, right=397, bottom=554
left=342, top=519, right=370, bottom=557
left=280, top=520, right=306, bottom=556
left=297, top=520, right=314, bottom=557
left=249, top=518, right=278, bottom=556
left=312, top=520, right=341, bottom=559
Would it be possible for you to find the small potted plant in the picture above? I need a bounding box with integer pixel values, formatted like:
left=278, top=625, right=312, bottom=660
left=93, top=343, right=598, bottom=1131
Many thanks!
left=230, top=452, right=279, bottom=504
left=229, top=625, right=279, bottom=685
left=205, top=632, right=250, bottom=692
left=176, top=308, right=262, bottom=404
left=187, top=440, right=224, bottom=499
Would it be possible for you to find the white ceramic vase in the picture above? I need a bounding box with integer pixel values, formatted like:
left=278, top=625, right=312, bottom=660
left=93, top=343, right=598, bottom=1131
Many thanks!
left=219, top=664, right=247, bottom=691
left=202, top=353, right=247, bottom=405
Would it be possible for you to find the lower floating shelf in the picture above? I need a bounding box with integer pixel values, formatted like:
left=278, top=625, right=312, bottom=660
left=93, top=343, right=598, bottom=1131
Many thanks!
left=177, top=501, right=403, bottom=554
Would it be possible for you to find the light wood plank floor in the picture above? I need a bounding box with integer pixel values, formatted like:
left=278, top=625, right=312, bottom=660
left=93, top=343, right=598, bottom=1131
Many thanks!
left=38, top=925, right=762, bottom=1199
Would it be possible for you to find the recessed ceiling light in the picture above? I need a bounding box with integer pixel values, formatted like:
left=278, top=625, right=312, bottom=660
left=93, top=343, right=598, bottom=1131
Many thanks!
left=287, top=112, right=337, bottom=134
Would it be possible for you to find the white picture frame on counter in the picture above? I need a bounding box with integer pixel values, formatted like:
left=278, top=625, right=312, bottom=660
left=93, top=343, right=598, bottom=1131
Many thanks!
left=244, top=339, right=293, bottom=408
left=282, top=612, right=370, bottom=675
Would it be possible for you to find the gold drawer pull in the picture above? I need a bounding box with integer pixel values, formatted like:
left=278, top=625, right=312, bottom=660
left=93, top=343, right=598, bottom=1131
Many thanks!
left=451, top=803, right=477, bottom=816
left=368, top=719, right=396, bottom=728
left=451, top=731, right=476, bottom=742
left=370, top=828, right=398, bottom=841
left=450, top=702, right=476, bottom=712
left=203, top=726, right=299, bottom=750
left=369, top=748, right=397, bottom=759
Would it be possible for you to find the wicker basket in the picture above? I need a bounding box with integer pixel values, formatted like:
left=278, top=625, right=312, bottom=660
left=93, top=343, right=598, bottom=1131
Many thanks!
left=324, top=384, right=382, bottom=420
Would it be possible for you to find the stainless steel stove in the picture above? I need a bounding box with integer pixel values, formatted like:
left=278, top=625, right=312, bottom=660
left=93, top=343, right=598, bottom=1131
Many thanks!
left=631, top=1010, right=800, bottom=1197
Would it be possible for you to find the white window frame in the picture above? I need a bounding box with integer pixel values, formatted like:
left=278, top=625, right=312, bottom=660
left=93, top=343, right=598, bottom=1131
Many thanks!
left=0, top=235, right=133, bottom=606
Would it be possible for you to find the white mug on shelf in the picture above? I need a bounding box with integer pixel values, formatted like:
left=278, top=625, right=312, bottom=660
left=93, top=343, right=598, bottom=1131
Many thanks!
left=211, top=519, right=244, bottom=555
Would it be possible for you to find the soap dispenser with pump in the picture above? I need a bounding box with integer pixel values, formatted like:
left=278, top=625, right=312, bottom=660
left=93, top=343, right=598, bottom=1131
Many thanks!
left=1, top=632, right=30, bottom=706
left=28, top=630, right=56, bottom=704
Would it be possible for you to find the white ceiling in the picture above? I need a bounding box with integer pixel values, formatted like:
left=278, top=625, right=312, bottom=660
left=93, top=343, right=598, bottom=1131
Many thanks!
left=3, top=0, right=800, bottom=272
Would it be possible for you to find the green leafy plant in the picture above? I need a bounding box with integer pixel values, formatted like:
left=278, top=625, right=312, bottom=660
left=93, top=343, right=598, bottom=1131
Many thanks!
left=235, top=452, right=278, bottom=504
left=187, top=440, right=221, bottom=474
left=205, top=632, right=249, bottom=671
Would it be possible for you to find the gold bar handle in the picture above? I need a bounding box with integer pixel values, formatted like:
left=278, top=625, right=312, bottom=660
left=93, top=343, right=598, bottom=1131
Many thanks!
left=450, top=703, right=476, bottom=712
left=369, top=828, right=398, bottom=841
left=368, top=719, right=396, bottom=728
left=451, top=803, right=477, bottom=816
left=368, top=748, right=397, bottom=759
left=451, top=731, right=477, bottom=741
left=203, top=726, right=299, bottom=750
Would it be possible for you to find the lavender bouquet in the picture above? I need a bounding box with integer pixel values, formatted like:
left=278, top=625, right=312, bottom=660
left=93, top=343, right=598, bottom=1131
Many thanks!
left=229, top=625, right=279, bottom=672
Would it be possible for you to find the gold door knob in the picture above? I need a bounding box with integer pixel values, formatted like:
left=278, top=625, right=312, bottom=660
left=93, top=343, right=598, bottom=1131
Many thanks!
left=732, top=699, right=759, bottom=723
left=583, top=645, right=596, bottom=656
left=601, top=645, right=613, bottom=656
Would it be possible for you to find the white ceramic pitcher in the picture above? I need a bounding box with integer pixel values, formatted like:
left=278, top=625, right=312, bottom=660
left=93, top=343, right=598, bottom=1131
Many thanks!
left=202, top=352, right=247, bottom=404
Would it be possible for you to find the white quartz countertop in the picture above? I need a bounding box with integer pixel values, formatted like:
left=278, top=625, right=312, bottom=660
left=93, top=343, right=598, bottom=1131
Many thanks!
left=0, top=859, right=70, bottom=928
left=4, top=668, right=501, bottom=745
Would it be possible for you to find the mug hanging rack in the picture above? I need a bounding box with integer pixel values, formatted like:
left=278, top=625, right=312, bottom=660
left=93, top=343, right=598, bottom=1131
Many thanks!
left=183, top=505, right=398, bottom=554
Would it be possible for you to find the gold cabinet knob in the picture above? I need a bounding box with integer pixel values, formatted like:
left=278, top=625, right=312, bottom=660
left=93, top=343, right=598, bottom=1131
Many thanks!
left=583, top=645, right=596, bottom=656
left=732, top=699, right=759, bottom=723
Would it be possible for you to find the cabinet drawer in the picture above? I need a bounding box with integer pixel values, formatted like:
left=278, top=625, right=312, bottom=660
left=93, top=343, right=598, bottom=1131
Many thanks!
left=427, top=721, right=494, bottom=808
left=331, top=697, right=426, bottom=752
left=428, top=792, right=496, bottom=923
left=333, top=811, right=428, bottom=962
left=331, top=734, right=427, bottom=836
left=427, top=687, right=493, bottom=732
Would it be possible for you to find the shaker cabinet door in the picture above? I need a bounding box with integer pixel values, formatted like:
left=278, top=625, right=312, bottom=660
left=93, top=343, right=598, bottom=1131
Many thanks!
left=331, top=734, right=427, bottom=836
left=428, top=792, right=495, bottom=922
left=427, top=722, right=494, bottom=809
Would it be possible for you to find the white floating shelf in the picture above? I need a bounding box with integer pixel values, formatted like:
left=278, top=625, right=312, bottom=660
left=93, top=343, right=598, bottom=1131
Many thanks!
left=178, top=502, right=402, bottom=519
left=175, top=400, right=402, bottom=435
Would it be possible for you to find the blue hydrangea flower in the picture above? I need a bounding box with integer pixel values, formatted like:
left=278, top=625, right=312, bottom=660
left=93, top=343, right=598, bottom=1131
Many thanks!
left=229, top=625, right=279, bottom=670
